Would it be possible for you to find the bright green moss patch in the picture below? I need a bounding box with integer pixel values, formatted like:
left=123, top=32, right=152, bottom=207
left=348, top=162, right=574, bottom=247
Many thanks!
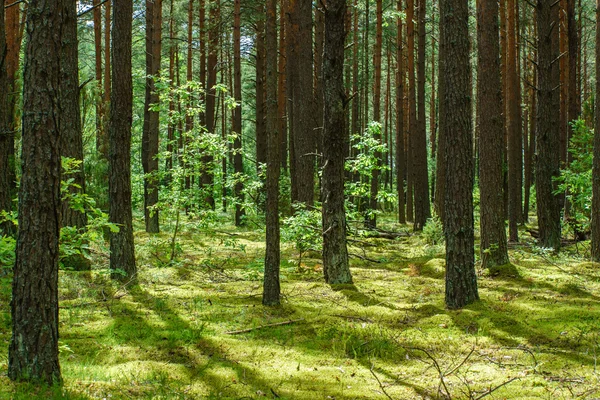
left=2, top=217, right=600, bottom=398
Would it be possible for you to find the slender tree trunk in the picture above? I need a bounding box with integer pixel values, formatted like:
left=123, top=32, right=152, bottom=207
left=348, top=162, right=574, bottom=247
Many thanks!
left=9, top=0, right=62, bottom=383
left=184, top=0, right=194, bottom=192
left=591, top=0, right=600, bottom=261
left=263, top=0, right=281, bottom=306
left=396, top=0, right=406, bottom=224
left=109, top=0, right=136, bottom=280
left=255, top=9, right=267, bottom=174
left=322, top=0, right=352, bottom=285
left=477, top=0, right=509, bottom=268
left=441, top=0, right=478, bottom=309
left=314, top=1, right=325, bottom=156
left=407, top=0, right=417, bottom=224
left=102, top=1, right=111, bottom=159
left=142, top=0, right=162, bottom=233
left=414, top=0, right=431, bottom=231
left=0, top=0, right=11, bottom=236
left=232, top=0, right=245, bottom=226
left=93, top=0, right=104, bottom=156
left=166, top=0, right=176, bottom=173
left=430, top=2, right=437, bottom=204
left=434, top=0, right=446, bottom=222
left=506, top=0, right=521, bottom=241
left=278, top=1, right=288, bottom=172
left=536, top=0, right=562, bottom=250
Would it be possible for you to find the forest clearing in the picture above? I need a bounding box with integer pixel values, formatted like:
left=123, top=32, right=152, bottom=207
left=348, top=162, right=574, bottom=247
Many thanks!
left=2, top=215, right=600, bottom=399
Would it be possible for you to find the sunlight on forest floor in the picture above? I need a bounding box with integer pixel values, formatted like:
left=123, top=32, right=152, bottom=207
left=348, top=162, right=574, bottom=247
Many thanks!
left=1, top=214, right=600, bottom=399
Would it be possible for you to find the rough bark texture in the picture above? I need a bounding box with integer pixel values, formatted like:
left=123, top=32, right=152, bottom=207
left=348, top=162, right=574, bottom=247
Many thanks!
left=255, top=10, right=267, bottom=173
left=322, top=0, right=352, bottom=285
left=434, top=0, right=446, bottom=223
left=278, top=1, right=288, bottom=171
left=263, top=0, right=281, bottom=306
left=413, top=0, right=431, bottom=231
left=441, top=0, right=479, bottom=309
left=289, top=0, right=316, bottom=206
left=109, top=0, right=137, bottom=280
left=477, top=0, right=510, bottom=268
left=232, top=0, right=245, bottom=226
left=591, top=0, right=600, bottom=261
left=396, top=0, right=406, bottom=224
left=142, top=0, right=162, bottom=233
left=93, top=0, right=104, bottom=156
left=536, top=0, right=562, bottom=250
left=506, top=0, right=521, bottom=242
left=9, top=0, right=62, bottom=384
left=407, top=0, right=417, bottom=224
left=0, top=0, right=11, bottom=235
left=102, top=2, right=111, bottom=160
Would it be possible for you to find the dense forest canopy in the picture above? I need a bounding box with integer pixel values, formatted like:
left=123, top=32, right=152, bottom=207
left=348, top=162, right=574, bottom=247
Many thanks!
left=1, top=0, right=600, bottom=397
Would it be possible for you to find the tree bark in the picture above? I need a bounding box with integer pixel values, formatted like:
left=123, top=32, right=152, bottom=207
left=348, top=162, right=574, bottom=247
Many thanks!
left=263, top=0, right=281, bottom=306
left=477, top=0, right=509, bottom=268
left=396, top=0, right=406, bottom=224
left=413, top=0, right=431, bottom=231
left=535, top=0, right=562, bottom=250
left=9, top=0, right=62, bottom=383
left=142, top=0, right=162, bottom=233
left=0, top=0, right=11, bottom=235
left=322, top=0, right=352, bottom=285
left=441, top=0, right=478, bottom=309
left=591, top=0, right=600, bottom=261
left=93, top=0, right=104, bottom=157
left=109, top=0, right=136, bottom=280
left=232, top=0, right=245, bottom=226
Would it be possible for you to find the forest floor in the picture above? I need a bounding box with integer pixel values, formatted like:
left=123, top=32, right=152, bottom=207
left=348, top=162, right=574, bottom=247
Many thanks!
left=1, top=213, right=600, bottom=399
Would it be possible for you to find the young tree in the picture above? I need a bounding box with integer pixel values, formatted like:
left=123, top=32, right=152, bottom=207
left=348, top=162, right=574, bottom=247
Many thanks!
left=395, top=0, right=406, bottom=224
left=108, top=0, right=136, bottom=280
left=441, top=0, right=478, bottom=309
left=263, top=0, right=281, bottom=306
left=142, top=0, right=162, bottom=233
left=322, top=0, right=352, bottom=285
left=591, top=0, right=600, bottom=261
left=477, top=0, right=509, bottom=267
left=9, top=0, right=62, bottom=383
left=535, top=0, right=561, bottom=250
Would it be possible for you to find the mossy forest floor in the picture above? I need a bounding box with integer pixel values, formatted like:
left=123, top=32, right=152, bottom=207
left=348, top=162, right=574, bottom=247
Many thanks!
left=2, top=214, right=600, bottom=399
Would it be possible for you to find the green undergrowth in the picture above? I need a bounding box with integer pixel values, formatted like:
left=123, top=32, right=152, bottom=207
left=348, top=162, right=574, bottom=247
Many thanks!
left=1, top=214, right=600, bottom=399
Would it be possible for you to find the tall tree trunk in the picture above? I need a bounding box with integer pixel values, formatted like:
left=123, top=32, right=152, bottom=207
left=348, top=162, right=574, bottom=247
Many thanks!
left=441, top=0, right=478, bottom=309
left=477, top=0, right=509, bottom=268
left=592, top=0, right=600, bottom=261
left=93, top=0, right=104, bottom=157
left=289, top=0, right=316, bottom=206
left=60, top=0, right=89, bottom=271
left=184, top=0, right=194, bottom=192
left=232, top=0, right=245, bottom=226
left=202, top=0, right=219, bottom=209
left=8, top=0, right=62, bottom=383
left=142, top=0, right=162, bottom=233
left=322, top=0, right=352, bottom=285
left=506, top=0, right=521, bottom=241
left=255, top=9, right=267, bottom=175
left=430, top=1, right=437, bottom=204
left=367, top=0, right=383, bottom=228
left=166, top=0, right=176, bottom=173
left=535, top=0, right=562, bottom=250
left=279, top=1, right=289, bottom=171
left=109, top=0, right=136, bottom=280
left=102, top=1, right=111, bottom=159
left=0, top=0, right=11, bottom=235
left=434, top=0, right=446, bottom=222
left=314, top=1, right=325, bottom=156
left=396, top=0, right=406, bottom=224
left=407, top=0, right=417, bottom=224
left=263, top=0, right=281, bottom=306
left=414, top=0, right=431, bottom=231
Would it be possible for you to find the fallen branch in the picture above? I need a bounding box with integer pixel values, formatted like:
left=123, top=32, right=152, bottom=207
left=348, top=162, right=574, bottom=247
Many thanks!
left=225, top=319, right=305, bottom=335
left=369, top=364, right=395, bottom=400
left=349, top=252, right=383, bottom=263
left=473, top=377, right=519, bottom=400
left=331, top=314, right=374, bottom=323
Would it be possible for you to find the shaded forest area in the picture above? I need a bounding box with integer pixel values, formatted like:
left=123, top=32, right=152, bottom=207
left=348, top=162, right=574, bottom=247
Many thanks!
left=1, top=0, right=600, bottom=398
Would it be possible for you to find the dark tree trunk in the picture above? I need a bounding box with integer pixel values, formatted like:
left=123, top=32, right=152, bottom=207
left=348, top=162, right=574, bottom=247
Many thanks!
left=93, top=0, right=104, bottom=156
left=289, top=0, right=316, bottom=206
left=142, top=0, right=162, bottom=233
left=434, top=10, right=446, bottom=223
left=59, top=0, right=89, bottom=270
left=367, top=0, right=383, bottom=229
left=255, top=9, right=267, bottom=174
left=314, top=1, right=325, bottom=156
left=278, top=1, right=288, bottom=172
left=441, top=0, right=478, bottom=309
left=407, top=0, right=417, bottom=224
left=591, top=0, right=600, bottom=261
left=102, top=1, right=111, bottom=159
left=263, top=0, right=281, bottom=306
left=322, top=0, right=352, bottom=285
left=8, top=0, right=62, bottom=384
left=202, top=0, right=219, bottom=210
left=232, top=0, right=245, bottom=226
left=506, top=0, right=522, bottom=242
left=535, top=0, right=561, bottom=250
left=396, top=0, right=406, bottom=224
left=0, top=0, right=11, bottom=236
left=109, top=0, right=136, bottom=280
left=477, top=0, right=509, bottom=268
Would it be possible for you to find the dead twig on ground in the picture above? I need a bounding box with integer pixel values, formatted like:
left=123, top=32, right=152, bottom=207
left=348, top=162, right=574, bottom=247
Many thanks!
left=225, top=319, right=305, bottom=335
